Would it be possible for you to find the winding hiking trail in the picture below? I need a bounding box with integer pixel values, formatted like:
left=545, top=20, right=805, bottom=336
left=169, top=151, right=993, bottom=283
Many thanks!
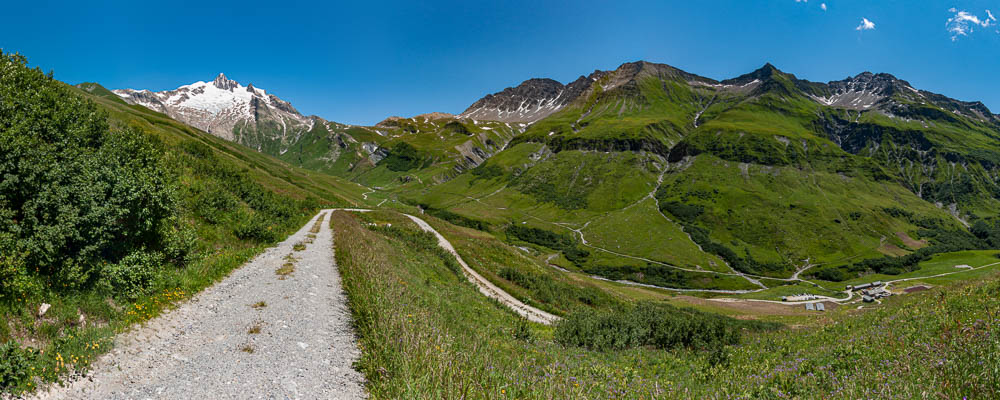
left=33, top=211, right=365, bottom=400
left=335, top=208, right=559, bottom=325
left=404, top=214, right=561, bottom=325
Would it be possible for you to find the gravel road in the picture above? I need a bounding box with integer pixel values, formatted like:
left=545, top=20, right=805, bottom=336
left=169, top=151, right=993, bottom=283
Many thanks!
left=31, top=211, right=365, bottom=400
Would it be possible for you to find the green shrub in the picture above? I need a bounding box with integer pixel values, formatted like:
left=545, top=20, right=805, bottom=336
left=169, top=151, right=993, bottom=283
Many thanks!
left=882, top=206, right=914, bottom=219
left=506, top=225, right=573, bottom=250
left=812, top=266, right=850, bottom=282
left=0, top=51, right=176, bottom=292
left=160, top=219, right=198, bottom=266
left=380, top=142, right=427, bottom=172
left=512, top=317, right=534, bottom=342
left=681, top=223, right=791, bottom=276
left=506, top=225, right=589, bottom=266
left=0, top=234, right=37, bottom=302
left=101, top=250, right=164, bottom=300
left=180, top=139, right=214, bottom=159
left=232, top=211, right=278, bottom=243
left=555, top=301, right=778, bottom=351
left=191, top=185, right=238, bottom=224
left=425, top=208, right=489, bottom=231
left=661, top=201, right=704, bottom=224
left=0, top=342, right=36, bottom=392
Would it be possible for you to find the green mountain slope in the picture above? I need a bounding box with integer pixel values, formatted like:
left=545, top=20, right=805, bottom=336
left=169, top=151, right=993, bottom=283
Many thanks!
left=407, top=61, right=1000, bottom=290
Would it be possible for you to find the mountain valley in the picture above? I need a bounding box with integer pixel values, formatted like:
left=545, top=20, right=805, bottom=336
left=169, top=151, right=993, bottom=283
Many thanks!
left=107, top=60, right=1000, bottom=295
left=4, top=49, right=1000, bottom=399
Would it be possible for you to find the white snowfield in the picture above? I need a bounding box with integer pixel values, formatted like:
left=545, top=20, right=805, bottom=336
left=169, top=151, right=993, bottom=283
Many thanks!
left=113, top=73, right=312, bottom=141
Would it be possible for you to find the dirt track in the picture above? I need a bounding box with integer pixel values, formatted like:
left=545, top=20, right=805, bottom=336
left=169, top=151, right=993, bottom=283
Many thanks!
left=30, top=211, right=365, bottom=400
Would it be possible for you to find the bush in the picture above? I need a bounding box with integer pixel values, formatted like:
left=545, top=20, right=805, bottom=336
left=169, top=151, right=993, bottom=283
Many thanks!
left=0, top=52, right=176, bottom=292
left=682, top=224, right=791, bottom=276
left=0, top=342, right=36, bottom=392
left=191, top=184, right=238, bottom=224
left=555, top=302, right=778, bottom=351
left=506, top=225, right=589, bottom=266
left=380, top=142, right=428, bottom=172
left=506, top=225, right=574, bottom=251
left=232, top=211, right=278, bottom=243
left=661, top=201, right=704, bottom=224
left=882, top=207, right=913, bottom=219
left=161, top=219, right=198, bottom=266
left=180, top=139, right=213, bottom=159
left=101, top=250, right=163, bottom=300
left=0, top=234, right=37, bottom=302
left=512, top=317, right=533, bottom=342
left=812, top=266, right=850, bottom=282
left=426, top=208, right=489, bottom=231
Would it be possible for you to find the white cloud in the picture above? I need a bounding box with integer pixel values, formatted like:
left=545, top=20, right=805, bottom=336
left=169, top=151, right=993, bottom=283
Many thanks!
left=856, top=18, right=875, bottom=31
left=821, top=3, right=827, bottom=11
left=946, top=9, right=996, bottom=40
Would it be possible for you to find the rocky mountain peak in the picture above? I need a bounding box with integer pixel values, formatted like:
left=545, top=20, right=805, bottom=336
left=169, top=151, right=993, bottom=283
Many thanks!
left=720, top=63, right=785, bottom=86
left=459, top=76, right=592, bottom=124
left=213, top=73, right=238, bottom=91
left=113, top=75, right=312, bottom=143
left=831, top=72, right=910, bottom=94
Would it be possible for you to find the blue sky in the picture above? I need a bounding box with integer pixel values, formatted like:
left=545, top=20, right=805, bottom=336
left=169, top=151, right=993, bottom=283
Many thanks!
left=3, top=0, right=998, bottom=125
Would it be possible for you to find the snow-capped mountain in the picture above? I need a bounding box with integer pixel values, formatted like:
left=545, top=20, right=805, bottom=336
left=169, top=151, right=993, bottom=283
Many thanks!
left=114, top=74, right=314, bottom=147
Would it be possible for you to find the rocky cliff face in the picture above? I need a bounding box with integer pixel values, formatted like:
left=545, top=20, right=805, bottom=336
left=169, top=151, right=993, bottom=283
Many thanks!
left=459, top=74, right=601, bottom=124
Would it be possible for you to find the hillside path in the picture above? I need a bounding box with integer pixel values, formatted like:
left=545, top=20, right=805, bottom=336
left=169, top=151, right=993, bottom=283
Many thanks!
left=33, top=211, right=365, bottom=400
left=404, top=214, right=561, bottom=325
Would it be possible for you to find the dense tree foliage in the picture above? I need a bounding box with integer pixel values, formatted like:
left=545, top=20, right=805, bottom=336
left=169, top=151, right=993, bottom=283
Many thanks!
left=505, top=225, right=589, bottom=264
left=810, top=214, right=992, bottom=281
left=678, top=222, right=790, bottom=276
left=660, top=201, right=704, bottom=224
left=380, top=142, right=428, bottom=172
left=426, top=208, right=489, bottom=231
left=0, top=52, right=319, bottom=303
left=0, top=52, right=175, bottom=298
